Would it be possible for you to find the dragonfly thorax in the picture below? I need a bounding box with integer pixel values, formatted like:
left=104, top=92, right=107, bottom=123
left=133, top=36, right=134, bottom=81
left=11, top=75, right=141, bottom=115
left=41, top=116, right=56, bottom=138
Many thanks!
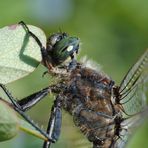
left=61, top=65, right=123, bottom=147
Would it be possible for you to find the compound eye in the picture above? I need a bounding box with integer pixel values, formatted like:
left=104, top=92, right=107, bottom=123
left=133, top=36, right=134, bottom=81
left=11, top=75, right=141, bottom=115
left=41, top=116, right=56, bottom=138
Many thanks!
left=55, top=35, right=63, bottom=42
left=62, top=32, right=68, bottom=37
left=50, top=34, right=63, bottom=46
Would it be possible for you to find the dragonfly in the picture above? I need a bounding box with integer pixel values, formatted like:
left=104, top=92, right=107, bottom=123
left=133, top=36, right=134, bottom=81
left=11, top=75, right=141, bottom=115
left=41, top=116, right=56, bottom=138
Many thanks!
left=0, top=21, right=148, bottom=148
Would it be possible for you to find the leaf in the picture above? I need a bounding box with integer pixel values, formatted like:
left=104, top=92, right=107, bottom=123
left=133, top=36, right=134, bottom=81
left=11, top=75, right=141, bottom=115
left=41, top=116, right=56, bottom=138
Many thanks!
left=0, top=99, right=19, bottom=141
left=0, top=23, right=46, bottom=84
left=19, top=119, right=47, bottom=141
left=0, top=99, right=47, bottom=142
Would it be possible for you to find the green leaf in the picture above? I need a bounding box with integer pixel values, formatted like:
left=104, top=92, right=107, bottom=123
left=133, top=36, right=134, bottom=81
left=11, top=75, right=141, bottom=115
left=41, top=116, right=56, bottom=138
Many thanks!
left=0, top=99, right=47, bottom=141
left=19, top=119, right=47, bottom=141
left=0, top=24, right=46, bottom=84
left=0, top=99, right=19, bottom=141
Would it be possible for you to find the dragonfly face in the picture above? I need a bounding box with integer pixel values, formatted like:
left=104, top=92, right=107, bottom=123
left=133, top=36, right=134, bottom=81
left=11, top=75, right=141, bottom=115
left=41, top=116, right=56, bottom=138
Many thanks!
left=1, top=22, right=147, bottom=148
left=47, top=33, right=79, bottom=66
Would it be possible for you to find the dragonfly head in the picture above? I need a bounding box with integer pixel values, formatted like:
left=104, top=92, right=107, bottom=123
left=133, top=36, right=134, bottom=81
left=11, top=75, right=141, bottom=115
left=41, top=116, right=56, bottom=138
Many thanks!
left=47, top=33, right=80, bottom=66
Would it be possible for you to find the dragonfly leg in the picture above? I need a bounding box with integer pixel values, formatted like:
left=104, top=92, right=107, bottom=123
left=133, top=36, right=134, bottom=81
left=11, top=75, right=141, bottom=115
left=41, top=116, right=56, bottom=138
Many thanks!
left=17, top=87, right=52, bottom=111
left=19, top=21, right=43, bottom=48
left=0, top=83, right=60, bottom=112
left=18, top=21, right=53, bottom=69
left=16, top=83, right=63, bottom=111
left=0, top=83, right=55, bottom=143
left=43, top=94, right=63, bottom=148
left=0, top=83, right=21, bottom=109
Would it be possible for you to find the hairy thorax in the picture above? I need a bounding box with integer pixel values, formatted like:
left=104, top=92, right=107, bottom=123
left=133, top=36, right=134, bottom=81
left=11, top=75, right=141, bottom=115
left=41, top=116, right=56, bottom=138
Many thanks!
left=62, top=65, right=122, bottom=147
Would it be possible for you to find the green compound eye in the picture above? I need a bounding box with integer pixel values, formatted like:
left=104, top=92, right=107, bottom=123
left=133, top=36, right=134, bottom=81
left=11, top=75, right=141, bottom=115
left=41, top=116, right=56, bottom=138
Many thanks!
left=47, top=33, right=80, bottom=65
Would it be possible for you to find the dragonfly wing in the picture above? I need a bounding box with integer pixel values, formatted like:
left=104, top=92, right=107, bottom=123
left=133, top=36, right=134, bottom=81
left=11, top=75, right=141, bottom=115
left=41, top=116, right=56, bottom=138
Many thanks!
left=119, top=49, right=148, bottom=115
left=112, top=108, right=148, bottom=148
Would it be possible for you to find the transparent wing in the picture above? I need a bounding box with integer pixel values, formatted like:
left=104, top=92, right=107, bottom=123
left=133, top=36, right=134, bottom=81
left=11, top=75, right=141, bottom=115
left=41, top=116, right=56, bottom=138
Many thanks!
left=119, top=49, right=148, bottom=115
left=112, top=108, right=148, bottom=148
left=112, top=133, right=127, bottom=148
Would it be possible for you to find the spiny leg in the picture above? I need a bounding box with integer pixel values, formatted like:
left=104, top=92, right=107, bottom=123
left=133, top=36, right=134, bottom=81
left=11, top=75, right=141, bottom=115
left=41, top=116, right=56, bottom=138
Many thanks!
left=17, top=86, right=55, bottom=111
left=16, top=83, right=63, bottom=111
left=0, top=83, right=61, bottom=112
left=18, top=21, right=53, bottom=69
left=0, top=83, right=21, bottom=109
left=19, top=21, right=43, bottom=48
left=43, top=95, right=63, bottom=148
left=0, top=83, right=54, bottom=143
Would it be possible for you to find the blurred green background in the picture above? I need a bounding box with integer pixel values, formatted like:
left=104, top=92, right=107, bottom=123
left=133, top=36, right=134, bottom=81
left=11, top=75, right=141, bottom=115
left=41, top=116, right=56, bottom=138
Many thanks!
left=0, top=0, right=148, bottom=148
